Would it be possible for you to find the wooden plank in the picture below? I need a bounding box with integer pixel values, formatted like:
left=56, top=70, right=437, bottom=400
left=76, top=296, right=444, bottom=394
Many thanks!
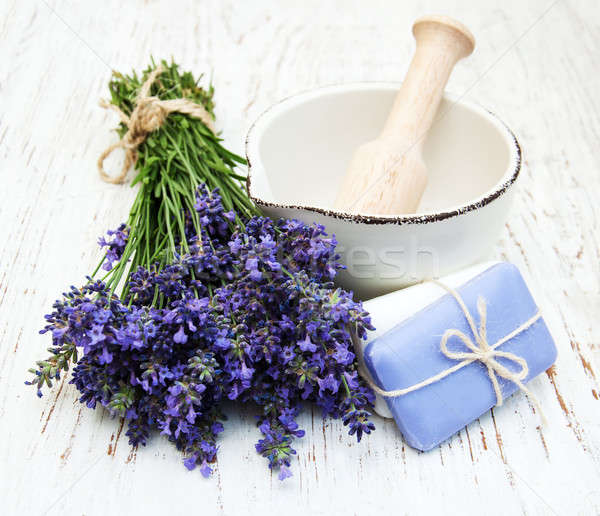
left=1, top=1, right=599, bottom=514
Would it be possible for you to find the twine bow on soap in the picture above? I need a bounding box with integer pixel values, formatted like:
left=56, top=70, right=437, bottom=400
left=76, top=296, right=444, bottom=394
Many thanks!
left=437, top=287, right=541, bottom=409
left=356, top=280, right=546, bottom=423
left=98, top=65, right=215, bottom=184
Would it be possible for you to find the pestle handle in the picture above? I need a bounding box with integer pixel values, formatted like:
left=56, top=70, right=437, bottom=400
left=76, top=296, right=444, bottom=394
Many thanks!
left=380, top=16, right=475, bottom=144
left=334, top=15, right=475, bottom=215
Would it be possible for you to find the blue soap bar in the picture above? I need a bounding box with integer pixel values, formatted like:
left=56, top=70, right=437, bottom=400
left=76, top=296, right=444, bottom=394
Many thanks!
left=363, top=262, right=557, bottom=451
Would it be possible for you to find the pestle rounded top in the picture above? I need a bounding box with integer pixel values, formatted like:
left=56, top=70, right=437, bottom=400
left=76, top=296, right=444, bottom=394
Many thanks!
left=412, top=15, right=476, bottom=57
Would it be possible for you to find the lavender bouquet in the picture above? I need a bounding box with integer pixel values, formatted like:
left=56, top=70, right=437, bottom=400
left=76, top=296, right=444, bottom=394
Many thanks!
left=27, top=61, right=375, bottom=480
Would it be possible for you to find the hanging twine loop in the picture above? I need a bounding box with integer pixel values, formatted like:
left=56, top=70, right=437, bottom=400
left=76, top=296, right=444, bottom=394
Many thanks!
left=355, top=280, right=546, bottom=424
left=98, top=65, right=215, bottom=184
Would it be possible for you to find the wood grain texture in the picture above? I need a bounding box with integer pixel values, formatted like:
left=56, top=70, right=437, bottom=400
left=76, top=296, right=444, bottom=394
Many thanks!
left=334, top=15, right=475, bottom=214
left=1, top=1, right=599, bottom=515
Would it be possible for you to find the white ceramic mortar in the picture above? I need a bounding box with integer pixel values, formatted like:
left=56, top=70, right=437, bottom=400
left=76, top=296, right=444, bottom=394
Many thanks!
left=246, top=83, right=521, bottom=300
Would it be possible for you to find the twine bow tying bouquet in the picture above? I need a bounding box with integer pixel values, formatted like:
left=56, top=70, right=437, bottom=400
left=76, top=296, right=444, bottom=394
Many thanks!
left=27, top=60, right=376, bottom=480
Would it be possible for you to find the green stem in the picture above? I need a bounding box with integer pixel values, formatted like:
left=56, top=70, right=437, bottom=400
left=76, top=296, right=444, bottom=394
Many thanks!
left=92, top=59, right=256, bottom=308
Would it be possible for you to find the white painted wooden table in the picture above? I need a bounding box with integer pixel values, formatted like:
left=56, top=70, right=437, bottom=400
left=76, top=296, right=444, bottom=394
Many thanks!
left=1, top=1, right=599, bottom=515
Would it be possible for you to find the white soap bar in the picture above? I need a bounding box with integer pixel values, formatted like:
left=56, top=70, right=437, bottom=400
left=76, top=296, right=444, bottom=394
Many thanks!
left=358, top=261, right=499, bottom=419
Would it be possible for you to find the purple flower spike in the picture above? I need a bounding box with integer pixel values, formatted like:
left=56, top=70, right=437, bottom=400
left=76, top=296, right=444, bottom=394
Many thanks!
left=297, top=335, right=317, bottom=353
left=184, top=456, right=197, bottom=471
left=245, top=257, right=258, bottom=271
left=317, top=374, right=340, bottom=396
left=278, top=466, right=293, bottom=481
left=174, top=326, right=188, bottom=344
left=29, top=183, right=376, bottom=481
left=199, top=460, right=213, bottom=478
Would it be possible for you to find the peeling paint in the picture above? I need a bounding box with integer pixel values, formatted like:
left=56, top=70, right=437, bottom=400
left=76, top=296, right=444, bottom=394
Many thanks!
left=41, top=377, right=65, bottom=434
left=479, top=425, right=488, bottom=450
left=13, top=327, right=22, bottom=352
left=107, top=418, right=125, bottom=457
left=546, top=366, right=569, bottom=419
left=125, top=446, right=137, bottom=464
left=537, top=426, right=550, bottom=460
left=570, top=340, right=596, bottom=379
left=60, top=407, right=83, bottom=465
left=465, top=427, right=475, bottom=463
left=490, top=410, right=506, bottom=464
left=546, top=366, right=588, bottom=451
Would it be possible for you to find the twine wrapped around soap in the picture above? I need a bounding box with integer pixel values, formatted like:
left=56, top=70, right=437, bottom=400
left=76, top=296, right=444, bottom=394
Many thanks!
left=98, top=65, right=215, bottom=184
left=355, top=280, right=546, bottom=422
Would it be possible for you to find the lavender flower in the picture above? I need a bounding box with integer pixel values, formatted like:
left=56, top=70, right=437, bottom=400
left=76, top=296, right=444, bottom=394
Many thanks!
left=28, top=186, right=376, bottom=480
left=98, top=224, right=129, bottom=271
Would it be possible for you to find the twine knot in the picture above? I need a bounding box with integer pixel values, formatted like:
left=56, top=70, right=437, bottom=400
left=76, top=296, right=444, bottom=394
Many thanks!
left=354, top=280, right=546, bottom=424
left=439, top=295, right=531, bottom=407
left=132, top=96, right=169, bottom=134
left=98, top=65, right=215, bottom=184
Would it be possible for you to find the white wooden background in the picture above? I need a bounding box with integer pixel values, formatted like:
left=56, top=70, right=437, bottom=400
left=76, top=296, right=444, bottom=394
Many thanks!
left=1, top=1, right=599, bottom=515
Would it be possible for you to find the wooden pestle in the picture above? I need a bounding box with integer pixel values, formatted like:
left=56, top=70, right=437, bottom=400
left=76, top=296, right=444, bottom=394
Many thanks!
left=334, top=15, right=475, bottom=215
